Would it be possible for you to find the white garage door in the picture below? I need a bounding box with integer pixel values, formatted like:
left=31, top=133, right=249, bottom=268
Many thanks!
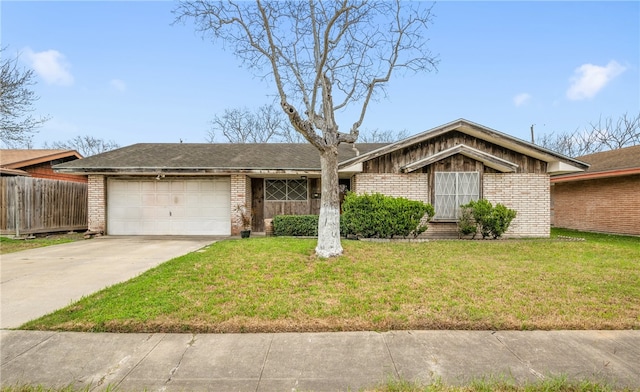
left=107, top=178, right=230, bottom=235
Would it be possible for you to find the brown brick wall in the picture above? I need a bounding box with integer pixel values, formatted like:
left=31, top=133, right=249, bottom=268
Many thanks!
left=24, top=162, right=87, bottom=183
left=551, top=174, right=640, bottom=236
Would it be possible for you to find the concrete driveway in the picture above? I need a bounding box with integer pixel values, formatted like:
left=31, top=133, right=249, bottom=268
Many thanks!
left=0, top=236, right=220, bottom=329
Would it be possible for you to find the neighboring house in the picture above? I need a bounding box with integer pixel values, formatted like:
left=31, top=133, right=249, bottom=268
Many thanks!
left=550, top=145, right=640, bottom=236
left=1, top=149, right=88, bottom=235
left=54, top=119, right=588, bottom=237
left=0, top=149, right=86, bottom=183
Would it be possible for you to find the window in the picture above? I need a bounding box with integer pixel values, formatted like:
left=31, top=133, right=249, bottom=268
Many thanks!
left=265, top=179, right=308, bottom=201
left=434, top=172, right=479, bottom=220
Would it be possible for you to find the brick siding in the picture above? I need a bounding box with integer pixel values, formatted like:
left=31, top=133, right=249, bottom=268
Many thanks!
left=354, top=172, right=550, bottom=238
left=230, top=174, right=251, bottom=235
left=352, top=173, right=430, bottom=202
left=551, top=174, right=640, bottom=236
left=87, top=175, right=106, bottom=232
left=483, top=173, right=550, bottom=238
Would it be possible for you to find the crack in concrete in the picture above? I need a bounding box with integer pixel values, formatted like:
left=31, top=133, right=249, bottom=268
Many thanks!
left=382, top=332, right=401, bottom=380
left=108, top=334, right=166, bottom=391
left=491, top=331, right=545, bottom=380
left=0, top=331, right=57, bottom=366
left=255, top=334, right=275, bottom=392
left=165, top=334, right=197, bottom=384
left=95, top=354, right=132, bottom=388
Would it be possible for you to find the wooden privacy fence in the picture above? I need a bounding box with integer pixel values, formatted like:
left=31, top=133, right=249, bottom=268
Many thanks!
left=1, top=177, right=88, bottom=235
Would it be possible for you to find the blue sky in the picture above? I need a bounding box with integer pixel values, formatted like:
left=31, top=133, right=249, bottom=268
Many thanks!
left=2, top=1, right=638, bottom=148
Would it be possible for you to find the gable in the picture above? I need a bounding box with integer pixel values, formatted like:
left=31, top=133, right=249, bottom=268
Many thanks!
left=340, top=119, right=589, bottom=175
left=358, top=130, right=548, bottom=175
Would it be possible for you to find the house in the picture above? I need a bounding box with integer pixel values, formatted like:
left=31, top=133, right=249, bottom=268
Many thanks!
left=1, top=149, right=88, bottom=235
left=550, top=145, right=640, bottom=236
left=53, top=119, right=588, bottom=237
left=0, top=149, right=86, bottom=183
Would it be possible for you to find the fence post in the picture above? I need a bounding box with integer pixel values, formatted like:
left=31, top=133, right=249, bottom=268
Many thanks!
left=14, top=185, right=20, bottom=237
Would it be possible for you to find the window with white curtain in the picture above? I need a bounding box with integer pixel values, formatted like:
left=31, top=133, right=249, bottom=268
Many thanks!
left=434, top=172, right=480, bottom=219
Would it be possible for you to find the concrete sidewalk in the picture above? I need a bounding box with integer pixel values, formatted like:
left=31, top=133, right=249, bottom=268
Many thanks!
left=1, top=330, right=639, bottom=391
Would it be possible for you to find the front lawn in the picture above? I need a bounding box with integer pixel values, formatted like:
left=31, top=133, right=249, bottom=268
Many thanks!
left=0, top=233, right=84, bottom=254
left=20, top=229, right=640, bottom=333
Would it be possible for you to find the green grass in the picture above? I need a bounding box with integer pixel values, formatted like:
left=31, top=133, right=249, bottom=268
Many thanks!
left=367, top=377, right=637, bottom=391
left=19, top=229, right=640, bottom=333
left=0, top=233, right=84, bottom=254
left=2, top=377, right=635, bottom=392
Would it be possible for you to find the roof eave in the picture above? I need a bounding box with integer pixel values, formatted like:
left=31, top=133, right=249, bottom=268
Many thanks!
left=53, top=167, right=323, bottom=176
left=5, top=150, right=83, bottom=169
left=551, top=167, right=640, bottom=183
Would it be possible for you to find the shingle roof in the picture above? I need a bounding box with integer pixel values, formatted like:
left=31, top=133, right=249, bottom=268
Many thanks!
left=577, top=145, right=640, bottom=173
left=54, top=143, right=388, bottom=172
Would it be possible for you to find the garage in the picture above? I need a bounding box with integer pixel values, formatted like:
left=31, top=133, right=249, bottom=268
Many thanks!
left=107, top=177, right=230, bottom=235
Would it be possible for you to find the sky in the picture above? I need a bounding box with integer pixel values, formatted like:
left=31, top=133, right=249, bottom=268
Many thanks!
left=2, top=1, right=639, bottom=148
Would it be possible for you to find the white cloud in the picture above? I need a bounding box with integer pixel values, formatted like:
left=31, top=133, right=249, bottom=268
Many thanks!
left=110, top=79, right=127, bottom=92
left=566, top=60, right=626, bottom=101
left=513, top=93, right=531, bottom=107
left=23, top=47, right=74, bottom=86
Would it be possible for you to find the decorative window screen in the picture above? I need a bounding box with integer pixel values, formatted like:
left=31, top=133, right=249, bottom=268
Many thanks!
left=265, top=179, right=308, bottom=201
left=434, top=172, right=480, bottom=219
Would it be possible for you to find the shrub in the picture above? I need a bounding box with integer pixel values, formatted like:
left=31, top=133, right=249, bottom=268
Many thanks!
left=459, top=199, right=517, bottom=239
left=341, top=192, right=435, bottom=239
left=489, top=203, right=518, bottom=239
left=457, top=206, right=477, bottom=238
left=273, top=215, right=319, bottom=236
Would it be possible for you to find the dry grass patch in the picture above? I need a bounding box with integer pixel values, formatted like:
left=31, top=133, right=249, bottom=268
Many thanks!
left=20, top=229, right=640, bottom=332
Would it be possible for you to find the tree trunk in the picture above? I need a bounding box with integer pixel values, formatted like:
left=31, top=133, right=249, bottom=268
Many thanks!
left=315, top=146, right=343, bottom=258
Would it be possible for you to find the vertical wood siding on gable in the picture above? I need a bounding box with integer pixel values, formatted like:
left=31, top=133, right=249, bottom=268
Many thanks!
left=362, top=131, right=547, bottom=174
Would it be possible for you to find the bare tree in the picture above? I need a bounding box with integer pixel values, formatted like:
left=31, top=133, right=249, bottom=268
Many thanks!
left=206, top=105, right=304, bottom=143
left=359, top=128, right=409, bottom=143
left=175, top=0, right=438, bottom=257
left=43, top=135, right=120, bottom=157
left=1, top=48, right=50, bottom=148
left=537, top=112, right=640, bottom=157
left=590, top=112, right=640, bottom=151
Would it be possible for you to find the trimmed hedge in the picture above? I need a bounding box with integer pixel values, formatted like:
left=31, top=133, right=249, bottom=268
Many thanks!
left=341, top=192, right=435, bottom=239
left=273, top=215, right=319, bottom=237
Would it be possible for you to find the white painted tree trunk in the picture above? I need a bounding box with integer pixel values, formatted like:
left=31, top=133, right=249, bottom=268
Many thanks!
left=315, top=147, right=343, bottom=258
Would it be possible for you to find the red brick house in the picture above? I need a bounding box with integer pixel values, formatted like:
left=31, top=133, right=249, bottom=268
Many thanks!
left=0, top=149, right=86, bottom=183
left=54, top=119, right=588, bottom=237
left=551, top=145, right=640, bottom=236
